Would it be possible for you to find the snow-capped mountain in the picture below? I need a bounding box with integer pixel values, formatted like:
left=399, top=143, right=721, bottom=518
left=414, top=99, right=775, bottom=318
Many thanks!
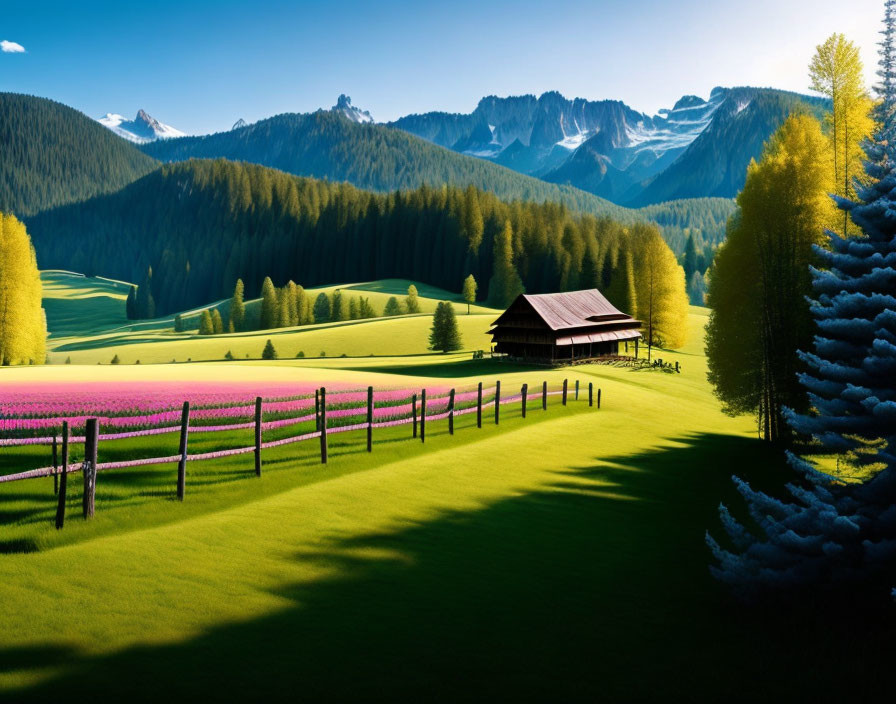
left=390, top=87, right=825, bottom=204
left=332, top=94, right=374, bottom=124
left=97, top=110, right=185, bottom=144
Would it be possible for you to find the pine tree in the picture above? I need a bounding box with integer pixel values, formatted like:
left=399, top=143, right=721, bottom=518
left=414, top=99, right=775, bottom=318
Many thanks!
left=198, top=309, right=214, bottom=335
left=110, top=354, right=120, bottom=365
left=405, top=284, right=421, bottom=314
left=331, top=290, right=349, bottom=321
left=262, top=339, right=278, bottom=360
left=687, top=270, right=707, bottom=305
left=211, top=308, right=224, bottom=334
left=125, top=285, right=137, bottom=320
left=260, top=277, right=277, bottom=330
left=383, top=296, right=403, bottom=316
left=358, top=296, right=376, bottom=319
left=313, top=292, right=331, bottom=323
left=294, top=285, right=308, bottom=325
left=229, top=279, right=246, bottom=332
left=606, top=246, right=637, bottom=316
left=349, top=296, right=360, bottom=320
left=0, top=213, right=46, bottom=365
left=683, top=233, right=699, bottom=282
left=462, top=274, right=478, bottom=314
left=429, top=301, right=462, bottom=353
left=285, top=281, right=299, bottom=326
left=708, top=6, right=896, bottom=598
left=581, top=245, right=601, bottom=290
left=488, top=220, right=524, bottom=308
left=135, top=269, right=156, bottom=320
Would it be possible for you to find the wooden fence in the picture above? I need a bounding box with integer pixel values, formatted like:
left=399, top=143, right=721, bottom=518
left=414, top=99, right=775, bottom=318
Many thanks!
left=1, top=379, right=603, bottom=528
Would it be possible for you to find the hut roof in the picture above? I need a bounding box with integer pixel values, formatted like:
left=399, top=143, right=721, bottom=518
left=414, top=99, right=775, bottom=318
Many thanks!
left=493, top=289, right=637, bottom=332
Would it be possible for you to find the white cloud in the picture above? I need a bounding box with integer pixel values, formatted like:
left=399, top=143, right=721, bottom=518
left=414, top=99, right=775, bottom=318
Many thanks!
left=1, top=40, right=26, bottom=54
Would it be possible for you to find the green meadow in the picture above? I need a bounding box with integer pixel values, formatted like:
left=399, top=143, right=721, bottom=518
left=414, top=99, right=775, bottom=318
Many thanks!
left=1, top=284, right=892, bottom=701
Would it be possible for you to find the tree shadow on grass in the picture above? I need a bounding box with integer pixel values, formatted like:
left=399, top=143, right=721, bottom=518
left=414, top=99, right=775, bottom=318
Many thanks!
left=2, top=433, right=893, bottom=702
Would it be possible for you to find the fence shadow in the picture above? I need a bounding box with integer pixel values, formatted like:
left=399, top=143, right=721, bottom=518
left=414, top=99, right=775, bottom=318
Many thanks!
left=1, top=432, right=893, bottom=702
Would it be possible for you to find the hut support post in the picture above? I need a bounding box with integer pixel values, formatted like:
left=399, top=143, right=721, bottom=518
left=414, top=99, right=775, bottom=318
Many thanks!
left=412, top=393, right=418, bottom=438
left=575, top=379, right=579, bottom=400
left=589, top=383, right=594, bottom=407
left=495, top=381, right=501, bottom=425
left=562, top=379, right=568, bottom=406
left=521, top=384, right=528, bottom=418
left=598, top=388, right=602, bottom=409
left=542, top=381, right=547, bottom=411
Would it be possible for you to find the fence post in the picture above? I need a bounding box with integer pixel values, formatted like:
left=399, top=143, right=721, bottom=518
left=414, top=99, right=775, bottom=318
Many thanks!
left=542, top=381, right=547, bottom=411
left=575, top=379, right=579, bottom=401
left=598, top=388, right=602, bottom=409
left=177, top=401, right=190, bottom=500
left=477, top=382, right=483, bottom=428
left=83, top=418, right=98, bottom=519
left=315, top=389, right=320, bottom=431
left=420, top=389, right=426, bottom=442
left=55, top=421, right=68, bottom=530
left=495, top=380, right=501, bottom=425
left=367, top=386, right=374, bottom=452
left=52, top=434, right=59, bottom=495
left=254, top=396, right=263, bottom=476
left=412, top=393, right=418, bottom=438
left=448, top=388, right=456, bottom=435
left=521, top=383, right=528, bottom=418
left=675, top=361, right=680, bottom=373
left=320, top=387, right=328, bottom=463
left=562, top=379, right=568, bottom=406
left=589, top=383, right=594, bottom=407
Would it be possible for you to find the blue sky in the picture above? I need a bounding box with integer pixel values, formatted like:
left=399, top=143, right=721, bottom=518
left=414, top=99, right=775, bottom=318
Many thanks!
left=0, top=0, right=884, bottom=134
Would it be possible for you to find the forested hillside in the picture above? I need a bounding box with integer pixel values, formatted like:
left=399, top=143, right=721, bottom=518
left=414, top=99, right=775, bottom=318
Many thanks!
left=140, top=110, right=730, bottom=251
left=0, top=93, right=158, bottom=217
left=28, top=159, right=680, bottom=318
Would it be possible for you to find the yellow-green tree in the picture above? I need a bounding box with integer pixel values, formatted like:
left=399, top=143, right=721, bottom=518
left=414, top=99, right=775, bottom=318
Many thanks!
left=0, top=213, right=46, bottom=365
left=706, top=113, right=834, bottom=442
left=630, top=225, right=688, bottom=357
left=809, top=33, right=876, bottom=234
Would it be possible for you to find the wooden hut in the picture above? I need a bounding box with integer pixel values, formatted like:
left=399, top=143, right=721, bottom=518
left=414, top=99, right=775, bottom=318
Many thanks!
left=488, top=289, right=642, bottom=363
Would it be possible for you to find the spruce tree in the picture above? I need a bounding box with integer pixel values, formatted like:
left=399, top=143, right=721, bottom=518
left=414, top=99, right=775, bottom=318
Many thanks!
left=488, top=220, right=524, bottom=308
left=358, top=296, right=376, bottom=319
left=581, top=245, right=601, bottom=290
left=198, top=309, right=214, bottom=335
left=294, top=285, right=308, bottom=325
left=349, top=296, right=360, bottom=320
left=229, top=279, right=246, bottom=332
left=262, top=339, right=278, bottom=360
left=136, top=269, right=156, bottom=319
left=429, top=301, right=462, bottom=353
left=260, top=277, right=277, bottom=330
left=331, top=290, right=349, bottom=321
left=211, top=308, right=224, bottom=334
left=125, top=285, right=137, bottom=320
left=683, top=233, right=699, bottom=282
left=708, top=4, right=896, bottom=598
left=383, top=296, right=403, bottom=316
left=313, top=292, right=331, bottom=323
left=405, top=284, right=421, bottom=314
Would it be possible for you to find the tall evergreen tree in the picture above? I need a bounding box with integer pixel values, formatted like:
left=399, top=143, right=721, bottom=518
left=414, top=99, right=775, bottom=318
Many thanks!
left=229, top=278, right=246, bottom=332
left=581, top=245, right=601, bottom=290
left=135, top=268, right=156, bottom=319
left=488, top=220, right=524, bottom=308
left=198, top=309, right=214, bottom=335
left=708, top=6, right=896, bottom=598
left=260, top=276, right=277, bottom=330
left=210, top=308, right=224, bottom=334
left=349, top=296, right=360, bottom=320
left=605, top=246, right=638, bottom=317
left=125, top=285, right=137, bottom=320
left=405, top=284, right=421, bottom=314
left=313, top=292, right=331, bottom=323
left=262, top=339, right=278, bottom=360
left=429, top=301, right=462, bottom=353
left=383, top=296, right=403, bottom=316
left=683, top=233, right=699, bottom=282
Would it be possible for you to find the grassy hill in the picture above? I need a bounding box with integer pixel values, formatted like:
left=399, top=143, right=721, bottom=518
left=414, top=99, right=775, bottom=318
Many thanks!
left=41, top=271, right=500, bottom=364
left=1, top=309, right=890, bottom=700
